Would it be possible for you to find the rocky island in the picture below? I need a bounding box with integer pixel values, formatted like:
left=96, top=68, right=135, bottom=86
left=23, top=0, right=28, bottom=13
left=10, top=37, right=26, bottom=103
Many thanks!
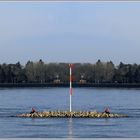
left=16, top=111, right=128, bottom=118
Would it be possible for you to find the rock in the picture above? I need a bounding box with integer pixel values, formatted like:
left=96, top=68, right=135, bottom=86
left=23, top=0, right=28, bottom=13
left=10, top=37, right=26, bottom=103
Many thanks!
left=16, top=111, right=128, bottom=118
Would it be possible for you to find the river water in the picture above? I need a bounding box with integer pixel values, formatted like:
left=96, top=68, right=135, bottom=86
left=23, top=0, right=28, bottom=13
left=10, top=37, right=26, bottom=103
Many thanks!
left=0, top=87, right=140, bottom=138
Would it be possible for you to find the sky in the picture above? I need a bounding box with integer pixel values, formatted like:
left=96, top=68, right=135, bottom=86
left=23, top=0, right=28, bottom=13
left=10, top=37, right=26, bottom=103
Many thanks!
left=0, top=2, right=140, bottom=65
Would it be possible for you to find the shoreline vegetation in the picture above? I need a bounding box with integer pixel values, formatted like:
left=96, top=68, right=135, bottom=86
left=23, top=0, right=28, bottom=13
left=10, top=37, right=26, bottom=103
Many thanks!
left=1, top=59, right=140, bottom=87
left=0, top=83, right=140, bottom=88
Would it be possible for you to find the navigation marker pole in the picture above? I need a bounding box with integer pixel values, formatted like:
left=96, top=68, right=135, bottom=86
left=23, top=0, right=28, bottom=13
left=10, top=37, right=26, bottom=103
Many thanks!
left=69, top=64, right=72, bottom=112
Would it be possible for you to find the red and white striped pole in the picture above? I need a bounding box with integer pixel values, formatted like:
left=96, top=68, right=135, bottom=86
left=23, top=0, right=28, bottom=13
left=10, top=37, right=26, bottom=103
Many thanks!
left=69, top=64, right=72, bottom=112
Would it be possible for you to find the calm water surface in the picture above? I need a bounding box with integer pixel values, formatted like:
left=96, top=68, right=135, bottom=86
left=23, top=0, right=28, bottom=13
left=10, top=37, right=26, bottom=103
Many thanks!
left=0, top=87, right=140, bottom=138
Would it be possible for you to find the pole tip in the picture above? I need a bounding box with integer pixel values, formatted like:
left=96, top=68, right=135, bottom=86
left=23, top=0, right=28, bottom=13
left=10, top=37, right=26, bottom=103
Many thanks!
left=69, top=64, right=72, bottom=68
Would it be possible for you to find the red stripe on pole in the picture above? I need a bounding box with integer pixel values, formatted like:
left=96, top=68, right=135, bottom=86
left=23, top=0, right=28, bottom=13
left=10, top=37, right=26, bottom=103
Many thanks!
left=70, top=87, right=72, bottom=95
left=69, top=64, right=72, bottom=68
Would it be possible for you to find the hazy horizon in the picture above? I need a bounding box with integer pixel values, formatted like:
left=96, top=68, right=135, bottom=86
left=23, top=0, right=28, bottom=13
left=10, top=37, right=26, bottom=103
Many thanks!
left=0, top=2, right=140, bottom=65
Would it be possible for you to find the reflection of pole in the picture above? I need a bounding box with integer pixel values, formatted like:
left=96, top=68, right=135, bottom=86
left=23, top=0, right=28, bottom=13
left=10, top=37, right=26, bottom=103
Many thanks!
left=68, top=118, right=73, bottom=138
left=69, top=64, right=72, bottom=112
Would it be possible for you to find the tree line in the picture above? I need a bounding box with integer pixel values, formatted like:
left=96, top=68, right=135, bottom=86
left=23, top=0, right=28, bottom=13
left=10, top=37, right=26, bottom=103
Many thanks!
left=0, top=59, right=140, bottom=84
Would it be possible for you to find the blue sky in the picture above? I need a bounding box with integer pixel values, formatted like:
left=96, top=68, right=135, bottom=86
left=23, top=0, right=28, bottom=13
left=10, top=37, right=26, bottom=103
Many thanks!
left=0, top=2, right=140, bottom=65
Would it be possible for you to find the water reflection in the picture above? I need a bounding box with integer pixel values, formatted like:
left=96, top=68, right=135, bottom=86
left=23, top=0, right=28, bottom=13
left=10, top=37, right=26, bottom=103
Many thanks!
left=104, top=118, right=109, bottom=125
left=68, top=118, right=73, bottom=138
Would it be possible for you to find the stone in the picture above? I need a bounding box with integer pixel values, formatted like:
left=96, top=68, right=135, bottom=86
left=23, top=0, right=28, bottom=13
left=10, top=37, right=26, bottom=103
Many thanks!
left=16, top=111, right=127, bottom=118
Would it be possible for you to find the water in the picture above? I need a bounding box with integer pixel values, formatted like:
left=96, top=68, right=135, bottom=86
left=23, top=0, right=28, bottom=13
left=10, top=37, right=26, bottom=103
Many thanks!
left=0, top=87, right=140, bottom=138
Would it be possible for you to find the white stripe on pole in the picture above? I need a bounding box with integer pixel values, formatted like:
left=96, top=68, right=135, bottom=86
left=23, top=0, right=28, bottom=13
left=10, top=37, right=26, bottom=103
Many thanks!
left=70, top=93, right=72, bottom=112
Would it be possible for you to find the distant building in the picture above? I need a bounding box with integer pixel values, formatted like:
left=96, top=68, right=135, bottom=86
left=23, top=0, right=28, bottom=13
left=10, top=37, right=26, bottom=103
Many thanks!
left=53, top=74, right=61, bottom=83
left=79, top=74, right=87, bottom=84
left=53, top=79, right=61, bottom=84
left=79, top=79, right=87, bottom=84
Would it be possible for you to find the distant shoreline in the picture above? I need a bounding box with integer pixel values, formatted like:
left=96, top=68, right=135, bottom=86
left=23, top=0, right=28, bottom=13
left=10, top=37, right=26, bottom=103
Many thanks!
left=0, top=83, right=140, bottom=88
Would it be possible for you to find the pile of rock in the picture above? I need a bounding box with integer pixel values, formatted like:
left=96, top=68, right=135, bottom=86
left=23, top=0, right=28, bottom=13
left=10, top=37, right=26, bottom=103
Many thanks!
left=16, top=111, right=127, bottom=118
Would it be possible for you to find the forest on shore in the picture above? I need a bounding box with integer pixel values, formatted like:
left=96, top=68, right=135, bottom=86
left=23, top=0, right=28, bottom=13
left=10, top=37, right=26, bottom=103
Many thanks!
left=0, top=59, right=140, bottom=84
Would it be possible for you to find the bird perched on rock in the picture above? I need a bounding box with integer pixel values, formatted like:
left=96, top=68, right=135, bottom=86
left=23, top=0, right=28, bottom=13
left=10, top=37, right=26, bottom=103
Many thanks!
left=30, top=107, right=36, bottom=114
left=104, top=107, right=110, bottom=114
